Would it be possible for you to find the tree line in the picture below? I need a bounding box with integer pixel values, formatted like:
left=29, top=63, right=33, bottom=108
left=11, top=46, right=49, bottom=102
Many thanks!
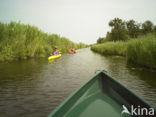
left=97, top=18, right=156, bottom=43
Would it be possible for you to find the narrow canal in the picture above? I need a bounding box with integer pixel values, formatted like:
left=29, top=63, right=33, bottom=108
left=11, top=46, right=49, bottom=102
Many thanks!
left=0, top=48, right=156, bottom=117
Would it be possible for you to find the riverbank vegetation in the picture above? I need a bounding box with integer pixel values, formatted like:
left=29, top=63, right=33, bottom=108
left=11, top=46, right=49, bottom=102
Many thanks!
left=0, top=21, right=87, bottom=61
left=91, top=41, right=126, bottom=56
left=126, top=34, right=156, bottom=68
left=91, top=18, right=156, bottom=69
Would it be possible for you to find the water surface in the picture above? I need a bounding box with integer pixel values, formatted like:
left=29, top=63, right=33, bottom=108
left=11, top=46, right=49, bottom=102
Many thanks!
left=0, top=48, right=156, bottom=117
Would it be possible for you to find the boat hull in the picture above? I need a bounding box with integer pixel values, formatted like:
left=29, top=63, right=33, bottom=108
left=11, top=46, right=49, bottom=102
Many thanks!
left=69, top=51, right=76, bottom=54
left=48, top=54, right=61, bottom=60
left=48, top=70, right=156, bottom=117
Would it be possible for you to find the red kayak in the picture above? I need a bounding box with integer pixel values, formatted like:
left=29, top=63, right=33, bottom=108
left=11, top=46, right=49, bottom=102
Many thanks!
left=69, top=51, right=76, bottom=54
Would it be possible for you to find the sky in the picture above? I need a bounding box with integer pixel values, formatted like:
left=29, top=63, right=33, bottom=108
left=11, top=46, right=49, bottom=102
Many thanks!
left=0, top=0, right=156, bottom=44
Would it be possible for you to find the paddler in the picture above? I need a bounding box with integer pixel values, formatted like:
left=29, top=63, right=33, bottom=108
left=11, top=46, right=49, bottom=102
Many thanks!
left=53, top=46, right=60, bottom=55
left=69, top=47, right=76, bottom=54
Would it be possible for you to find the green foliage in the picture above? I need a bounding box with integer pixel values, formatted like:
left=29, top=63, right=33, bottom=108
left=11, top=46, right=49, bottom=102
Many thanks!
left=94, top=17, right=156, bottom=69
left=108, top=18, right=129, bottom=41
left=126, top=20, right=140, bottom=38
left=153, top=25, right=156, bottom=33
left=109, top=28, right=129, bottom=41
left=105, top=32, right=111, bottom=41
left=91, top=41, right=126, bottom=56
left=0, top=21, right=87, bottom=61
left=91, top=34, right=156, bottom=69
left=109, top=18, right=125, bottom=29
left=126, top=34, right=156, bottom=68
left=97, top=37, right=106, bottom=44
left=77, top=43, right=88, bottom=49
left=142, top=20, right=154, bottom=34
left=96, top=18, right=155, bottom=44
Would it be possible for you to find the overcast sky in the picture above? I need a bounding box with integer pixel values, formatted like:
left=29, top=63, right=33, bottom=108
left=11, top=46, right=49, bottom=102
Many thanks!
left=0, top=0, right=156, bottom=44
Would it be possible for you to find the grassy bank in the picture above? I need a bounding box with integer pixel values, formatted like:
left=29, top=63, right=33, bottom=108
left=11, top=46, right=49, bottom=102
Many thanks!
left=0, top=21, right=87, bottom=61
left=91, top=34, right=156, bottom=69
left=91, top=41, right=126, bottom=56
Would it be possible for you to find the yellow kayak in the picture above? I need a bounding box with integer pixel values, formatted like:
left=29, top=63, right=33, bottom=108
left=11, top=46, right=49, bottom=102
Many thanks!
left=48, top=54, right=61, bottom=60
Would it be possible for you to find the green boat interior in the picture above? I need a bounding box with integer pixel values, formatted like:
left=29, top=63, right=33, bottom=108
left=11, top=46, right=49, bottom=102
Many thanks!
left=48, top=71, right=156, bottom=117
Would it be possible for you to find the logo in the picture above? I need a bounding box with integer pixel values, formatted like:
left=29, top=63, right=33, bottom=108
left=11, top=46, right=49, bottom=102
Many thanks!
left=121, top=105, right=155, bottom=116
